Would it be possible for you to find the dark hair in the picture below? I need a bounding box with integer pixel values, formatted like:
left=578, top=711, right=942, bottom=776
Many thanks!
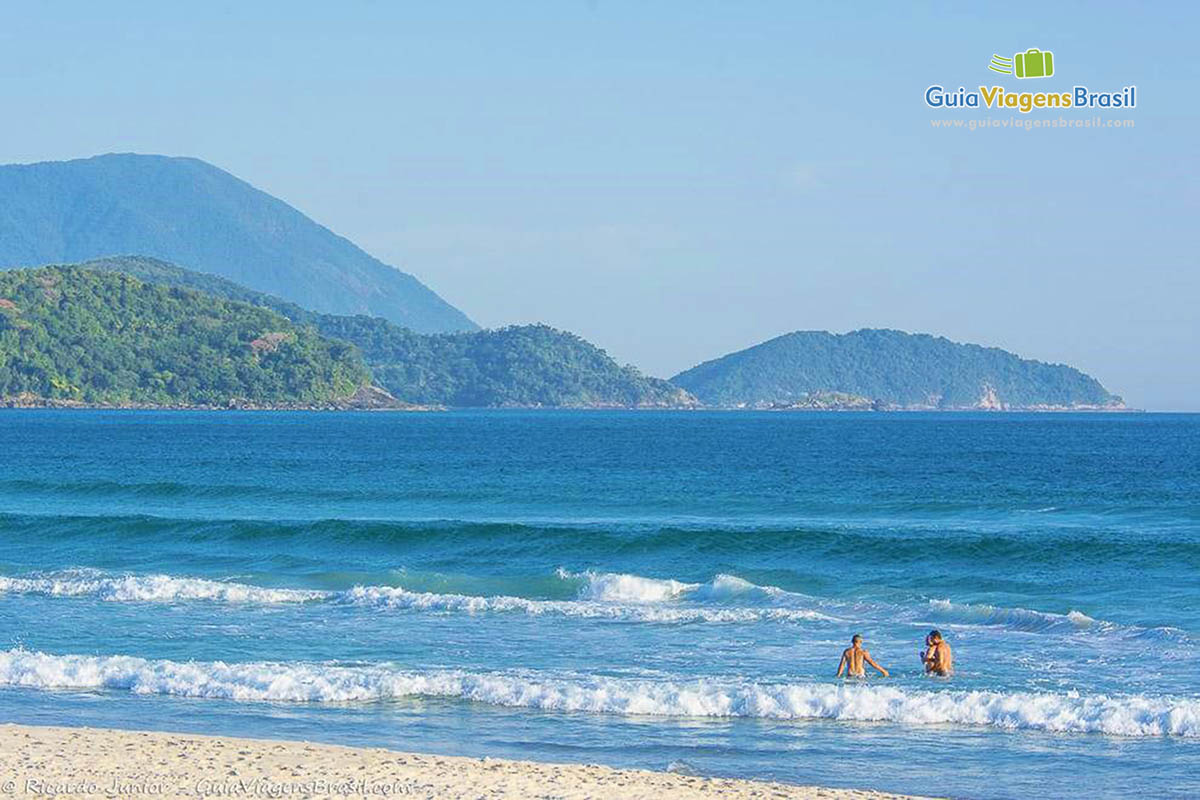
left=852, top=634, right=863, bottom=643
left=929, top=630, right=942, bottom=640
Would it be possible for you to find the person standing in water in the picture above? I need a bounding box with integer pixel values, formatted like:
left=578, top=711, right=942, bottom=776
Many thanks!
left=922, top=630, right=954, bottom=675
left=836, top=634, right=889, bottom=678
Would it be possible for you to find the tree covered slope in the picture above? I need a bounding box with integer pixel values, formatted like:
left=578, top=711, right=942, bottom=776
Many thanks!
left=320, top=317, right=693, bottom=407
left=74, top=257, right=694, bottom=408
left=672, top=329, right=1122, bottom=409
left=0, top=154, right=477, bottom=333
left=0, top=266, right=369, bottom=406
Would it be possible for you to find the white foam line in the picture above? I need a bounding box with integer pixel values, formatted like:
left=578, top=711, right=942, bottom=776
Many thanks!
left=0, top=571, right=836, bottom=624
left=5, top=570, right=1182, bottom=639
left=0, top=573, right=325, bottom=604
left=1, top=649, right=1195, bottom=737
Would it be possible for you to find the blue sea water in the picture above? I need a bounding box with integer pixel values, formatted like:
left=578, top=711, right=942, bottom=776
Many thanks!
left=0, top=410, right=1196, bottom=799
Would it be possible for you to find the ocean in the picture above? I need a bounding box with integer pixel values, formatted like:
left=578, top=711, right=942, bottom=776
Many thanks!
left=0, top=410, right=1196, bottom=798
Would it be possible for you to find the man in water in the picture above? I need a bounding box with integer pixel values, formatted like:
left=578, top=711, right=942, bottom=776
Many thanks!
left=922, top=629, right=953, bottom=675
left=836, top=634, right=889, bottom=678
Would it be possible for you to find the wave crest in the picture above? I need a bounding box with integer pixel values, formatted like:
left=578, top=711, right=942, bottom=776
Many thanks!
left=0, top=571, right=323, bottom=604
left=0, top=570, right=834, bottom=625
left=567, top=570, right=695, bottom=603
left=1, top=649, right=1195, bottom=737
left=4, top=569, right=1186, bottom=641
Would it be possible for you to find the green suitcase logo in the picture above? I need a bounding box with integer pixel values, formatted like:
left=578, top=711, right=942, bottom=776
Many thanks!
left=1015, top=48, right=1054, bottom=78
left=988, top=48, right=1055, bottom=78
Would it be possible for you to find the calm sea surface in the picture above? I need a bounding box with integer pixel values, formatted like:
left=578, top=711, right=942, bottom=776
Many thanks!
left=0, top=410, right=1196, bottom=798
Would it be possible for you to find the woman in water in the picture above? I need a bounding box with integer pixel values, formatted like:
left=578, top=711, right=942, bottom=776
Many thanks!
left=922, top=629, right=954, bottom=676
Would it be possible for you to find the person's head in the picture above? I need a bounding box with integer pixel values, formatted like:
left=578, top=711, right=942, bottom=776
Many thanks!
left=929, top=630, right=943, bottom=643
left=852, top=634, right=863, bottom=646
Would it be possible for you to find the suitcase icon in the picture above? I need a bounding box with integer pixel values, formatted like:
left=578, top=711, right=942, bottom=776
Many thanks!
left=1014, top=48, right=1054, bottom=79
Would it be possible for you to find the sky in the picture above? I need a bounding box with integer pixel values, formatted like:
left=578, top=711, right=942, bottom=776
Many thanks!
left=1, top=2, right=1196, bottom=409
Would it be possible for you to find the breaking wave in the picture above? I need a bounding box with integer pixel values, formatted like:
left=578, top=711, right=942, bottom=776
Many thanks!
left=926, top=598, right=1102, bottom=633
left=3, top=568, right=1185, bottom=640
left=1, top=648, right=1195, bottom=737
left=0, top=570, right=836, bottom=625
left=0, top=572, right=324, bottom=604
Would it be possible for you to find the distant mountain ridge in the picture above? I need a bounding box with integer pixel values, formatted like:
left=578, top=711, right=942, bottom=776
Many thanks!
left=672, top=329, right=1123, bottom=410
left=75, top=257, right=695, bottom=408
left=0, top=153, right=477, bottom=333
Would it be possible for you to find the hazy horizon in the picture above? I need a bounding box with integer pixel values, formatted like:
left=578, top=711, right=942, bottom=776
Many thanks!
left=2, top=3, right=1195, bottom=409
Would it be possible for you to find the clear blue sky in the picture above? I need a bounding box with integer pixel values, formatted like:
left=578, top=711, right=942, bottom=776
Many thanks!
left=2, top=2, right=1196, bottom=409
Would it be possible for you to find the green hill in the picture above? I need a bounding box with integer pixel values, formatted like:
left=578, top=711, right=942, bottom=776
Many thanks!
left=319, top=318, right=693, bottom=408
left=672, top=329, right=1123, bottom=410
left=0, top=266, right=370, bottom=407
left=0, top=154, right=477, bottom=333
left=75, top=257, right=695, bottom=408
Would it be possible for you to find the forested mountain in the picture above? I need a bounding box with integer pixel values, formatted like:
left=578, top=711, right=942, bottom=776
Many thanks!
left=672, top=329, right=1122, bottom=409
left=0, top=266, right=369, bottom=407
left=0, top=154, right=476, bottom=333
left=319, top=317, right=693, bottom=407
left=22, top=259, right=1115, bottom=411
left=73, top=257, right=695, bottom=408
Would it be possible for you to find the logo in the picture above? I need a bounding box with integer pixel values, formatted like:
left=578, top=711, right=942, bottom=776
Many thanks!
left=924, top=48, right=1135, bottom=114
left=989, top=49, right=1055, bottom=79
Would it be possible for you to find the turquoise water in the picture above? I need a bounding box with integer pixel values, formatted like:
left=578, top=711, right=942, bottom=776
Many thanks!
left=0, top=410, right=1196, bottom=798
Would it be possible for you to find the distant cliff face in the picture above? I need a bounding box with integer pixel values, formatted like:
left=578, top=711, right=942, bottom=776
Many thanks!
left=672, top=329, right=1123, bottom=410
left=0, top=154, right=477, bottom=334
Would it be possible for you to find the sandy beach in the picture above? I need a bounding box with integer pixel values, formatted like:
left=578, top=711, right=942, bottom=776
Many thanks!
left=0, top=724, right=928, bottom=800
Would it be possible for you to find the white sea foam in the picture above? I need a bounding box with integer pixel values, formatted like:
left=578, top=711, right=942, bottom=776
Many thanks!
left=691, top=573, right=779, bottom=601
left=0, top=572, right=324, bottom=604
left=0, top=571, right=834, bottom=624
left=926, top=598, right=1101, bottom=632
left=340, top=585, right=833, bottom=623
left=1, top=648, right=1195, bottom=737
left=924, top=599, right=1192, bottom=643
left=567, top=570, right=696, bottom=603
left=564, top=570, right=799, bottom=605
left=5, top=569, right=1180, bottom=638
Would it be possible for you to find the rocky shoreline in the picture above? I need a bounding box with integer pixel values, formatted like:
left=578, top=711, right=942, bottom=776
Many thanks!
left=0, top=386, right=442, bottom=412
left=0, top=388, right=1138, bottom=413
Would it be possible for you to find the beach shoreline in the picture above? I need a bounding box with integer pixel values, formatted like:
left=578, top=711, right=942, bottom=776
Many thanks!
left=0, top=723, right=929, bottom=799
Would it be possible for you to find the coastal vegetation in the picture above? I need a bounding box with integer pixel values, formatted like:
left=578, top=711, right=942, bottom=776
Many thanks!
left=5, top=258, right=1122, bottom=411
left=0, top=266, right=368, bottom=406
left=41, top=258, right=694, bottom=408
left=671, top=328, right=1122, bottom=409
left=320, top=317, right=693, bottom=407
